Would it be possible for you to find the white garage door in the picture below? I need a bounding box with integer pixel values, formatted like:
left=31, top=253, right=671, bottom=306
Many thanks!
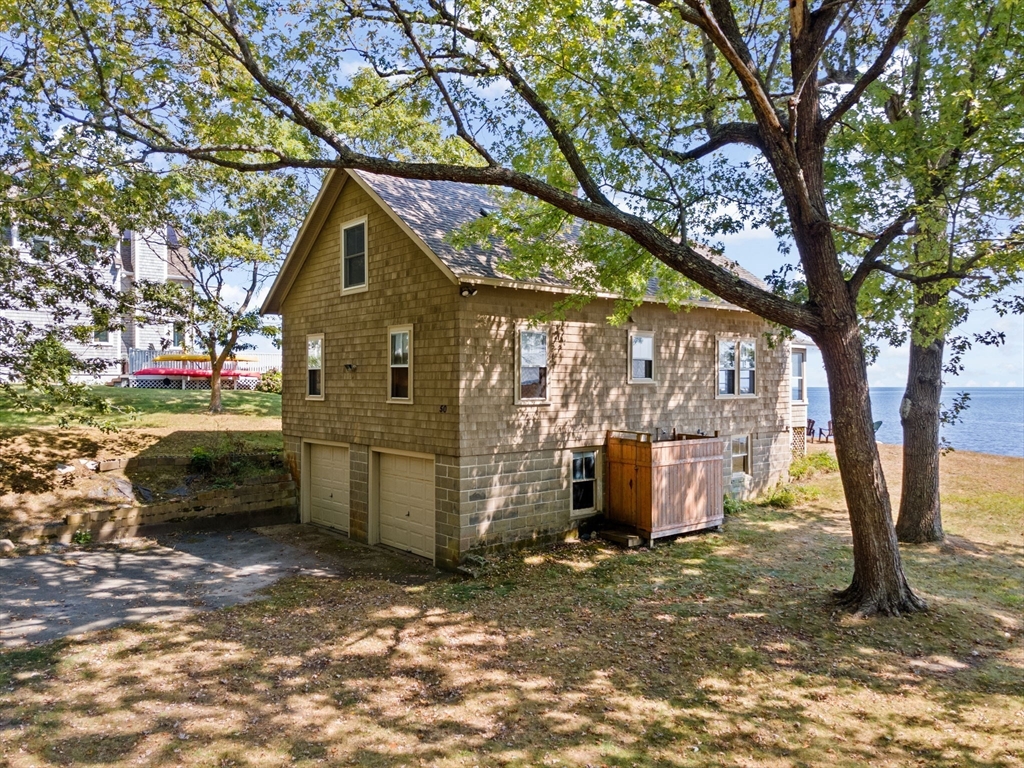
left=308, top=443, right=350, bottom=533
left=379, top=453, right=435, bottom=559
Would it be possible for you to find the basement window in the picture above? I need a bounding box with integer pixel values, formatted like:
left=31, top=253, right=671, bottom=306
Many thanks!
left=571, top=450, right=598, bottom=513
left=731, top=435, right=750, bottom=475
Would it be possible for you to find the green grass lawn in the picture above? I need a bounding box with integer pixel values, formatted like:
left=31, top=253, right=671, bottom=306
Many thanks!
left=1, top=447, right=1021, bottom=767
left=0, top=386, right=281, bottom=429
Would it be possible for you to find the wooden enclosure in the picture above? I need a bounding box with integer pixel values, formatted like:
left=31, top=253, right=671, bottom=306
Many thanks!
left=605, top=430, right=724, bottom=542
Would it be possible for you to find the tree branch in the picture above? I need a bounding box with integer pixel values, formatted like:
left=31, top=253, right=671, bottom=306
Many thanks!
left=820, top=0, right=932, bottom=137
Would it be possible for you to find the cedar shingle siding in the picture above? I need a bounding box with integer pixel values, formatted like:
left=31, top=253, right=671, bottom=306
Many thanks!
left=274, top=171, right=791, bottom=568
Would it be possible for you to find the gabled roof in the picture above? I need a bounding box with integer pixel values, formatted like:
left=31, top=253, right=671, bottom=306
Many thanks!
left=261, top=168, right=765, bottom=314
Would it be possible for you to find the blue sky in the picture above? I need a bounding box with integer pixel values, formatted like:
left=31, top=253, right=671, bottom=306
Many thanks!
left=720, top=226, right=1024, bottom=389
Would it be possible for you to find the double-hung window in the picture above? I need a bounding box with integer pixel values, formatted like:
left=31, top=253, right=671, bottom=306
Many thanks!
left=731, top=435, right=750, bottom=475
left=388, top=326, right=412, bottom=402
left=571, top=450, right=598, bottom=513
left=173, top=322, right=187, bottom=349
left=341, top=220, right=367, bottom=292
left=518, top=328, right=548, bottom=402
left=791, top=348, right=806, bottom=403
left=307, top=334, right=324, bottom=399
left=629, top=332, right=655, bottom=383
left=718, top=339, right=756, bottom=396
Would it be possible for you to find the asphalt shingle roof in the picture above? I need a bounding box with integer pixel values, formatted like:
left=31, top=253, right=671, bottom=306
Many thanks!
left=358, top=172, right=766, bottom=294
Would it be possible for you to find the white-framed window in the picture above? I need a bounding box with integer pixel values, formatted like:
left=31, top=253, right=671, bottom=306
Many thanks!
left=341, top=218, right=367, bottom=293
left=791, top=348, right=806, bottom=403
left=93, top=328, right=111, bottom=344
left=0, top=220, right=13, bottom=247
left=629, top=331, right=655, bottom=383
left=571, top=449, right=600, bottom=515
left=173, top=322, right=187, bottom=348
left=517, top=327, right=548, bottom=402
left=388, top=325, right=412, bottom=402
left=306, top=334, right=324, bottom=400
left=731, top=435, right=750, bottom=475
left=718, top=339, right=756, bottom=396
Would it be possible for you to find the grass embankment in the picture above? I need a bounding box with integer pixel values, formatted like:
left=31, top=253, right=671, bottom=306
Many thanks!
left=0, top=387, right=283, bottom=532
left=1, top=446, right=1021, bottom=767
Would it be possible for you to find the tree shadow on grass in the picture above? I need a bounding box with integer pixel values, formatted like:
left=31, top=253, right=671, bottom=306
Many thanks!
left=2, top=504, right=1022, bottom=767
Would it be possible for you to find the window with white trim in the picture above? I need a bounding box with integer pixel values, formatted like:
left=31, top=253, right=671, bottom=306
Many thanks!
left=518, top=328, right=548, bottom=401
left=571, top=450, right=598, bottom=512
left=388, top=326, right=412, bottom=401
left=629, top=331, right=655, bottom=383
left=93, top=328, right=110, bottom=344
left=307, top=334, right=324, bottom=399
left=173, top=322, right=187, bottom=348
left=718, top=339, right=756, bottom=396
left=731, top=435, right=750, bottom=475
left=1, top=219, right=13, bottom=247
left=791, top=348, right=806, bottom=403
left=341, top=220, right=366, bottom=291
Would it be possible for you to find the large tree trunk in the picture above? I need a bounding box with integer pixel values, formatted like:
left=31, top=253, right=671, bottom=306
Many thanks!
left=816, top=321, right=928, bottom=616
left=209, top=362, right=224, bottom=414
left=896, top=333, right=945, bottom=543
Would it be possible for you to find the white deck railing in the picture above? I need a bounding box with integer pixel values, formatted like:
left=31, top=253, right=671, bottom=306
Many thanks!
left=127, top=348, right=281, bottom=374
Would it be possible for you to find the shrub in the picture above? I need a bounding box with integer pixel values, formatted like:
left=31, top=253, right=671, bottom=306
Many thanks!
left=723, top=495, right=751, bottom=515
left=189, top=445, right=215, bottom=473
left=765, top=486, right=797, bottom=509
left=71, top=528, right=92, bottom=545
left=789, top=451, right=839, bottom=480
left=256, top=368, right=282, bottom=394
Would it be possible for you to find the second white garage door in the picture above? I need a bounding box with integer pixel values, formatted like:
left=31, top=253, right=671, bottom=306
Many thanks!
left=308, top=443, right=350, bottom=533
left=379, top=453, right=435, bottom=559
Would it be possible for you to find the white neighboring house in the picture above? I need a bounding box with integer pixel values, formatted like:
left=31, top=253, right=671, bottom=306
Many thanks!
left=0, top=223, right=193, bottom=382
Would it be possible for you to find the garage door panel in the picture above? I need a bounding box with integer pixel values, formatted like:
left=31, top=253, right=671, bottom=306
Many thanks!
left=309, top=444, right=349, bottom=533
left=379, top=453, right=434, bottom=559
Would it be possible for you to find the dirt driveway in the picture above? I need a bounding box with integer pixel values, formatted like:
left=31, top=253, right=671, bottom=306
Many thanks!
left=0, top=525, right=441, bottom=648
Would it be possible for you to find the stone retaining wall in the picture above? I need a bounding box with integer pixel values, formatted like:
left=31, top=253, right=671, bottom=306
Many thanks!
left=9, top=474, right=298, bottom=545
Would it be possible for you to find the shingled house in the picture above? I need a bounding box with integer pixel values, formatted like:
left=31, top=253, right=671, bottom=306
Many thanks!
left=0, top=223, right=193, bottom=380
left=262, top=169, right=795, bottom=568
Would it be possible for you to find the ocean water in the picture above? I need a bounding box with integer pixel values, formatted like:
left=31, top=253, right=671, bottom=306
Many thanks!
left=806, top=387, right=1024, bottom=458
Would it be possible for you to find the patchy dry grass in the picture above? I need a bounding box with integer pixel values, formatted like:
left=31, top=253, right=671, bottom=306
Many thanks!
left=0, top=388, right=282, bottom=532
left=1, top=448, right=1022, bottom=767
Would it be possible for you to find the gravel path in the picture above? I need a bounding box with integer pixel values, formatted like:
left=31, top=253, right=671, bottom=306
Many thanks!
left=0, top=529, right=363, bottom=648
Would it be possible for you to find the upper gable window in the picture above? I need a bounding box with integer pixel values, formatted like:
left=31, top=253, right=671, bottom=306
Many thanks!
left=518, top=328, right=548, bottom=402
left=341, top=219, right=367, bottom=293
left=629, top=331, right=655, bottom=383
left=718, top=339, right=756, bottom=397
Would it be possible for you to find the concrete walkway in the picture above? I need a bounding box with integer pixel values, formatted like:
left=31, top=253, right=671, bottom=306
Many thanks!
left=0, top=526, right=438, bottom=648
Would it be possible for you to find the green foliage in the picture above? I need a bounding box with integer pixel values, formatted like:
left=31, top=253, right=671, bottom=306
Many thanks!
left=71, top=528, right=92, bottom=545
left=790, top=452, right=840, bottom=481
left=723, top=495, right=751, bottom=516
left=189, top=445, right=216, bottom=474
left=255, top=368, right=282, bottom=394
left=763, top=486, right=797, bottom=510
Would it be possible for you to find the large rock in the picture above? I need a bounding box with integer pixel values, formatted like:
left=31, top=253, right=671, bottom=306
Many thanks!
left=0, top=539, right=15, bottom=553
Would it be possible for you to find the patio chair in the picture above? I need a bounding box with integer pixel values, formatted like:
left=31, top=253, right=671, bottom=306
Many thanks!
left=818, top=420, right=833, bottom=442
left=806, top=419, right=815, bottom=443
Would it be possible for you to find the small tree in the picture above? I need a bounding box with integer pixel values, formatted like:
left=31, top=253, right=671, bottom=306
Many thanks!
left=138, top=166, right=309, bottom=413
